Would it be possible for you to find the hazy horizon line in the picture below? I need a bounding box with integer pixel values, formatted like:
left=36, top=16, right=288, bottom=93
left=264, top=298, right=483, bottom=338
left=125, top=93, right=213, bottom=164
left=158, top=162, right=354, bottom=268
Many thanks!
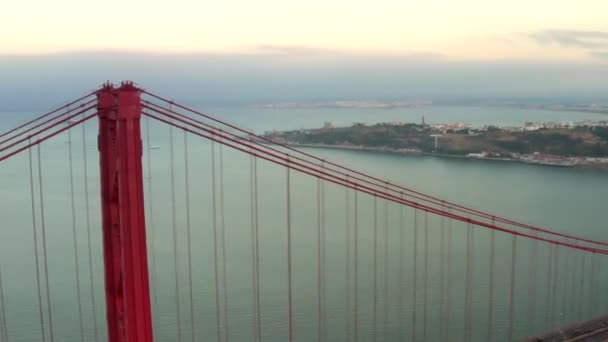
left=1, top=46, right=607, bottom=65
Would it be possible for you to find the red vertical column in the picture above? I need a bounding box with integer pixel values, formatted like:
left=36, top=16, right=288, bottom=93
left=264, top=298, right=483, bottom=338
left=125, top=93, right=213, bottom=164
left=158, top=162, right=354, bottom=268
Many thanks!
left=98, top=83, right=122, bottom=342
left=98, top=81, right=153, bottom=342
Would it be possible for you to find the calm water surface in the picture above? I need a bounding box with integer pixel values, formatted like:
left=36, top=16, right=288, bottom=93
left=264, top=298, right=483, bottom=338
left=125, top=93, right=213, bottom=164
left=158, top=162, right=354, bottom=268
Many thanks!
left=0, top=105, right=607, bottom=341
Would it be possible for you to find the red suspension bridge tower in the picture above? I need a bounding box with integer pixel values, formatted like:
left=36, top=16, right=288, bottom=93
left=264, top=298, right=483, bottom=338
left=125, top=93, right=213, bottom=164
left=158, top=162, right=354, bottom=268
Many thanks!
left=97, top=82, right=153, bottom=342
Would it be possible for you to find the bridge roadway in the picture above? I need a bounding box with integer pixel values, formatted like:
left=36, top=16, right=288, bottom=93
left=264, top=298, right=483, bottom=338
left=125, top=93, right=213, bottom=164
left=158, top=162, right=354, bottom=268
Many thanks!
left=523, top=315, right=608, bottom=342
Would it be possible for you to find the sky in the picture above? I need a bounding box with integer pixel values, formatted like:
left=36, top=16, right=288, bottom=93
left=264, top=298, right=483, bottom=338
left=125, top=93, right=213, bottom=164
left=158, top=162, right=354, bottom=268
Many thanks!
left=2, top=0, right=608, bottom=60
left=1, top=0, right=608, bottom=108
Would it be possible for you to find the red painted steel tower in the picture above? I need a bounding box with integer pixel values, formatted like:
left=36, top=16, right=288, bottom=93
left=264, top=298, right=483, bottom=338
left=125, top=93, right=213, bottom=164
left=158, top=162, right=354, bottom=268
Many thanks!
left=97, top=82, right=154, bottom=342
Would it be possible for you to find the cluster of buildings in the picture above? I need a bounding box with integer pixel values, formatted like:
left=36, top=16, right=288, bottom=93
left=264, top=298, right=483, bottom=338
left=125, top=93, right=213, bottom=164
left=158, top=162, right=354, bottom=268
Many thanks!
left=429, top=122, right=471, bottom=132
left=315, top=119, right=608, bottom=134
left=427, top=120, right=608, bottom=134
left=521, top=120, right=608, bottom=131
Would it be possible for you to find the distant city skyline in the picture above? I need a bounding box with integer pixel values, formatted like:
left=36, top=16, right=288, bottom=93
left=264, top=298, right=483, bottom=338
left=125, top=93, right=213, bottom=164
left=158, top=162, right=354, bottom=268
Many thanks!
left=1, top=0, right=607, bottom=62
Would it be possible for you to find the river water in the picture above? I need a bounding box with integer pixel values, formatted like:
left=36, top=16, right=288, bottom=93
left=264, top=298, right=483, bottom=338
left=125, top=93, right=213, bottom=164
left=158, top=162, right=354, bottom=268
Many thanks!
left=1, top=104, right=607, bottom=341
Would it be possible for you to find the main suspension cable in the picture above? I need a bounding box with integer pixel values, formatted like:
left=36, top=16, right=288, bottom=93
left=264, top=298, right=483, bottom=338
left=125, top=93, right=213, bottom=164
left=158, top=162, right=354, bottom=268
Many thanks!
left=0, top=100, right=95, bottom=149
left=140, top=95, right=608, bottom=247
left=141, top=111, right=608, bottom=255
left=0, top=104, right=95, bottom=154
left=0, top=92, right=95, bottom=140
left=0, top=113, right=97, bottom=164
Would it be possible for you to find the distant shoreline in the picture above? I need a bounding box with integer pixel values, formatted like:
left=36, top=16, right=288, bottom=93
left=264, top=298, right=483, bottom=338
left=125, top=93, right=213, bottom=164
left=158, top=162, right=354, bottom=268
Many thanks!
left=285, top=143, right=608, bottom=170
left=249, top=101, right=608, bottom=117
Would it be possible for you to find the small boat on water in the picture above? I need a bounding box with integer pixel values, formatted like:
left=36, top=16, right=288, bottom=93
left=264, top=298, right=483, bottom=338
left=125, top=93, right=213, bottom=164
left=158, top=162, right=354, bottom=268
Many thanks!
left=149, top=145, right=161, bottom=150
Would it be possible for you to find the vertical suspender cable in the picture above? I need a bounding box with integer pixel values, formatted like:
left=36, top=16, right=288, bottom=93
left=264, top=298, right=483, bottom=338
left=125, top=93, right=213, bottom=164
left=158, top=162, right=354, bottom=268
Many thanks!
left=411, top=209, right=418, bottom=342
left=345, top=177, right=352, bottom=342
left=446, top=210, right=452, bottom=340
left=219, top=145, right=230, bottom=342
left=83, top=115, right=99, bottom=342
left=601, top=256, right=606, bottom=316
left=249, top=154, right=261, bottom=342
left=588, top=253, right=596, bottom=319
left=169, top=124, right=182, bottom=342
left=467, top=222, right=476, bottom=342
left=507, top=235, right=517, bottom=342
left=183, top=132, right=195, bottom=342
left=249, top=155, right=257, bottom=341
left=383, top=201, right=389, bottom=342
left=353, top=190, right=359, bottom=342
left=211, top=141, right=222, bottom=342
left=144, top=114, right=158, bottom=336
left=253, top=157, right=262, bottom=342
left=559, top=246, right=570, bottom=324
left=573, top=246, right=583, bottom=321
left=487, top=218, right=495, bottom=342
left=321, top=177, right=327, bottom=342
left=286, top=158, right=294, bottom=342
left=567, top=248, right=579, bottom=323
left=28, top=141, right=46, bottom=341
left=398, top=195, right=405, bottom=341
left=371, top=197, right=378, bottom=340
left=594, top=254, right=600, bottom=318
left=439, top=213, right=445, bottom=341
left=0, top=265, right=7, bottom=342
left=317, top=178, right=323, bottom=342
left=550, top=247, right=559, bottom=326
left=605, top=259, right=608, bottom=314
left=37, top=145, right=55, bottom=342
left=67, top=126, right=85, bottom=342
left=469, top=223, right=475, bottom=341
left=423, top=211, right=428, bottom=342
left=321, top=176, right=326, bottom=342
left=545, top=244, right=555, bottom=330
left=464, top=223, right=472, bottom=342
left=527, top=231, right=538, bottom=334
left=577, top=253, right=586, bottom=321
